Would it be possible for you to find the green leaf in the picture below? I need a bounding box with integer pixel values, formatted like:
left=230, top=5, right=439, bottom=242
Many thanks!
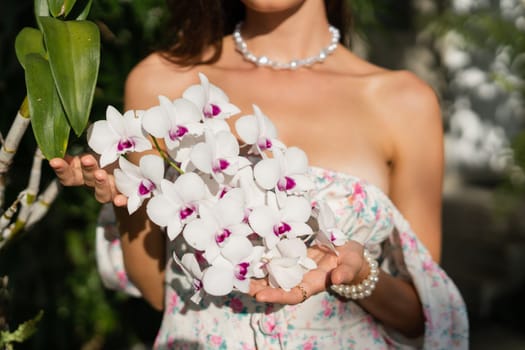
left=47, top=0, right=77, bottom=17
left=34, top=0, right=50, bottom=31
left=0, top=310, right=43, bottom=346
left=67, top=0, right=92, bottom=20
left=39, top=17, right=100, bottom=136
left=25, top=53, right=71, bottom=159
left=14, top=28, right=46, bottom=69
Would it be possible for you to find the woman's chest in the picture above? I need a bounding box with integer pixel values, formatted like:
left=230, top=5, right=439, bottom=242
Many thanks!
left=210, top=73, right=394, bottom=193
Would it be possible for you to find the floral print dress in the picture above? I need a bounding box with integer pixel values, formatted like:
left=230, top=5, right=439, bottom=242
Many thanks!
left=96, top=166, right=469, bottom=349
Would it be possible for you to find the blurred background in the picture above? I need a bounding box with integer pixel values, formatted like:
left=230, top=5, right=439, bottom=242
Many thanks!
left=1, top=0, right=524, bottom=348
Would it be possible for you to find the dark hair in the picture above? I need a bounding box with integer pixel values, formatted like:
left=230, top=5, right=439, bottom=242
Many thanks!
left=160, top=0, right=352, bottom=66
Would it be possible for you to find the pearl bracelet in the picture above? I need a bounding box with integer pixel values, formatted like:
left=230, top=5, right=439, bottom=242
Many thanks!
left=330, top=248, right=380, bottom=300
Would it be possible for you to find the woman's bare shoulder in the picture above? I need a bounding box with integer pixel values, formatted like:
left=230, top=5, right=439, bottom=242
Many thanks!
left=368, top=69, right=440, bottom=123
left=124, top=52, right=201, bottom=109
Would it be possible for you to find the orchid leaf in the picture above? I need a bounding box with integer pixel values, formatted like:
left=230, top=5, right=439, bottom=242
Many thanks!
left=34, top=0, right=50, bottom=32
left=40, top=16, right=100, bottom=136
left=47, top=0, right=77, bottom=18
left=25, top=53, right=71, bottom=159
left=66, top=0, right=92, bottom=20
left=14, top=28, right=46, bottom=69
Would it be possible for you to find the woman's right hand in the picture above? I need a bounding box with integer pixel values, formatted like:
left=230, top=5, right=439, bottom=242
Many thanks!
left=49, top=154, right=127, bottom=206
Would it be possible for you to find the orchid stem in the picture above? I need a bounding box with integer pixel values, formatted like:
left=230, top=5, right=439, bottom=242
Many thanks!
left=151, top=136, right=184, bottom=174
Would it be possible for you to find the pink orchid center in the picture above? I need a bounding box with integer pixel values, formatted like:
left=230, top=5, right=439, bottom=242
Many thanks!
left=138, top=179, right=156, bottom=196
left=330, top=231, right=337, bottom=242
left=257, top=137, right=272, bottom=151
left=169, top=125, right=188, bottom=140
left=195, top=250, right=207, bottom=265
left=215, top=228, right=232, bottom=245
left=193, top=278, right=203, bottom=291
left=235, top=262, right=250, bottom=281
left=117, top=138, right=135, bottom=152
left=204, top=103, right=221, bottom=118
left=179, top=205, right=196, bottom=220
left=273, top=222, right=291, bottom=237
left=212, top=158, right=230, bottom=173
left=277, top=176, right=296, bottom=191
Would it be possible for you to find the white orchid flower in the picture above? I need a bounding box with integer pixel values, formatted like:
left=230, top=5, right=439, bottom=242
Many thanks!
left=113, top=155, right=164, bottom=214
left=146, top=173, right=208, bottom=240
left=142, top=96, right=204, bottom=150
left=248, top=195, right=313, bottom=250
left=235, top=105, right=286, bottom=156
left=87, top=106, right=151, bottom=167
left=265, top=238, right=317, bottom=291
left=180, top=253, right=205, bottom=303
left=182, top=190, right=252, bottom=263
left=229, top=166, right=266, bottom=221
left=200, top=237, right=249, bottom=296
left=314, top=202, right=347, bottom=254
left=190, top=130, right=250, bottom=183
left=253, top=146, right=313, bottom=194
left=183, top=73, right=240, bottom=120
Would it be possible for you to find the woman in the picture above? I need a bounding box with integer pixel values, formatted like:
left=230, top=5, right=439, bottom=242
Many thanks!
left=50, top=0, right=469, bottom=348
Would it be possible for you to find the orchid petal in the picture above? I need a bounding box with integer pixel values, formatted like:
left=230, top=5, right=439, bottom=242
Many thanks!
left=281, top=196, right=311, bottom=222
left=233, top=278, right=250, bottom=293
left=276, top=238, right=307, bottom=258
left=87, top=121, right=117, bottom=155
left=142, top=104, right=170, bottom=138
left=253, top=159, right=280, bottom=190
left=181, top=253, right=203, bottom=279
left=267, top=257, right=303, bottom=291
left=183, top=218, right=216, bottom=250
left=127, top=194, right=142, bottom=214
left=287, top=222, right=314, bottom=238
left=146, top=194, right=177, bottom=227
left=174, top=172, right=207, bottom=203
left=173, top=98, right=202, bottom=123
left=118, top=156, right=141, bottom=179
left=190, top=142, right=213, bottom=174
left=285, top=147, right=309, bottom=173
left=215, top=131, right=239, bottom=157
left=106, top=105, right=126, bottom=135
left=235, top=114, right=258, bottom=145
left=202, top=265, right=234, bottom=296
left=182, top=84, right=206, bottom=110
left=248, top=205, right=278, bottom=238
left=113, top=169, right=137, bottom=197
left=221, top=236, right=253, bottom=263
left=140, top=155, right=165, bottom=187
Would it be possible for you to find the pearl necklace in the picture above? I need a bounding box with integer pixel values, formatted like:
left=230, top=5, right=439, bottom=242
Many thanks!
left=233, top=22, right=340, bottom=70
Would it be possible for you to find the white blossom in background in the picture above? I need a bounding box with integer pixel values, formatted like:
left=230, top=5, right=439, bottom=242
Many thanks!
left=439, top=0, right=525, bottom=180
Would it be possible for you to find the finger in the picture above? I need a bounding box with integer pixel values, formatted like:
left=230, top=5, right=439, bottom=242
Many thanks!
left=255, top=283, right=310, bottom=305
left=248, top=278, right=269, bottom=296
left=80, top=154, right=101, bottom=187
left=331, top=263, right=361, bottom=285
left=49, top=157, right=84, bottom=186
left=113, top=194, right=128, bottom=207
left=93, top=171, right=116, bottom=203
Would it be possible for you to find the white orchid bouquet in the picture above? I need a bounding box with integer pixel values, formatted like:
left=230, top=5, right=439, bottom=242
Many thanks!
left=87, top=73, right=346, bottom=303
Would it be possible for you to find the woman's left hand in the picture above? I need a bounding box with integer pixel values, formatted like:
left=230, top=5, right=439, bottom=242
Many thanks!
left=249, top=240, right=370, bottom=305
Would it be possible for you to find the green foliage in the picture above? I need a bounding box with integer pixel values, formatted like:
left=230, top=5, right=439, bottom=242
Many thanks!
left=39, top=17, right=100, bottom=136
left=14, top=28, right=45, bottom=69
left=18, top=0, right=100, bottom=159
left=429, top=9, right=525, bottom=95
left=0, top=311, right=43, bottom=349
left=25, top=53, right=71, bottom=158
left=2, top=0, right=165, bottom=348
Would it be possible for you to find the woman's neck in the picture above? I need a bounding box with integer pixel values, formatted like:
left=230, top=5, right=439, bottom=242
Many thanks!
left=240, top=1, right=332, bottom=63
